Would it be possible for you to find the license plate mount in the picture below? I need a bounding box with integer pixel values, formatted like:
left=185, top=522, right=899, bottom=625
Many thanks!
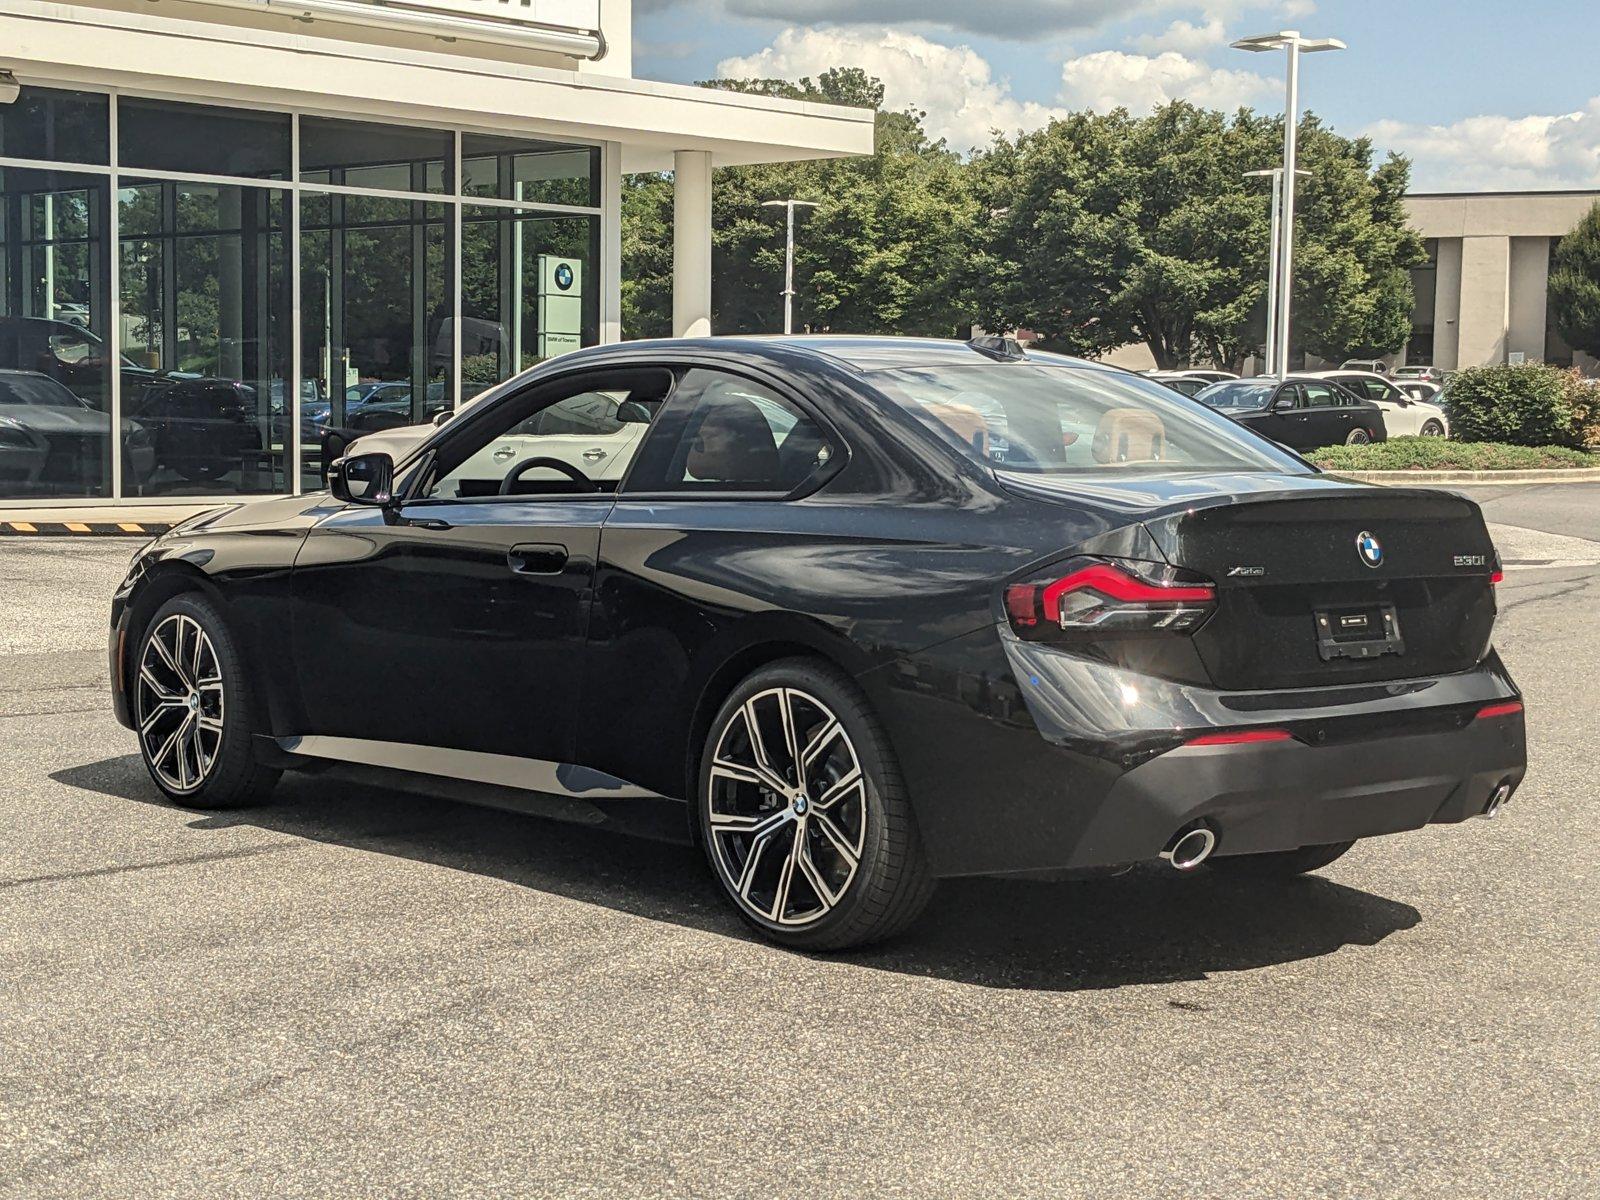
left=1315, top=602, right=1405, bottom=662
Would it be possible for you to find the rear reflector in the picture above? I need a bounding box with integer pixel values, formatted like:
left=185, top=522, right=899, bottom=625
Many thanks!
left=1475, top=700, right=1523, bottom=720
left=1185, top=729, right=1294, bottom=747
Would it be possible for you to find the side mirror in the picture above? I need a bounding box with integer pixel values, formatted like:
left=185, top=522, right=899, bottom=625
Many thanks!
left=616, top=399, right=653, bottom=424
left=432, top=408, right=455, bottom=428
left=329, top=452, right=394, bottom=506
left=1272, top=394, right=1297, bottom=411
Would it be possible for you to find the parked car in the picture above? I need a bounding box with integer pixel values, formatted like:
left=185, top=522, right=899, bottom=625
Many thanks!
left=0, top=368, right=154, bottom=492
left=111, top=336, right=1525, bottom=951
left=1148, top=371, right=1220, bottom=398
left=1194, top=376, right=1387, bottom=449
left=1392, top=365, right=1447, bottom=383
left=1311, top=371, right=1450, bottom=437
left=1339, top=359, right=1390, bottom=374
left=1395, top=380, right=1444, bottom=404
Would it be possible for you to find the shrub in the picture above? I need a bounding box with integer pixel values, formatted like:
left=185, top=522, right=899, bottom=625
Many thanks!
left=1443, top=363, right=1586, bottom=447
left=1310, top=437, right=1596, bottom=472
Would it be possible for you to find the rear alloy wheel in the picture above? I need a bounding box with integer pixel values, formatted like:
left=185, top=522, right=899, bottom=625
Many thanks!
left=1206, top=840, right=1355, bottom=877
left=1344, top=428, right=1372, bottom=446
left=699, top=660, right=934, bottom=950
left=134, top=593, right=278, bottom=809
left=1420, top=419, right=1445, bottom=437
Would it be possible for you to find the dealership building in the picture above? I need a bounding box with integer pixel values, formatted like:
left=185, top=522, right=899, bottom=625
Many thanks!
left=1403, top=190, right=1600, bottom=373
left=0, top=0, right=870, bottom=505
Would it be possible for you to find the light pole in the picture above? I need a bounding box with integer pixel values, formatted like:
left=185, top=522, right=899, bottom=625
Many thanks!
left=761, top=198, right=818, bottom=334
left=1233, top=30, right=1345, bottom=377
left=1244, top=166, right=1310, bottom=376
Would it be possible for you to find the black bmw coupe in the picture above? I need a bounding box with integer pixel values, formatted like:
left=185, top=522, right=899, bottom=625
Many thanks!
left=110, top=337, right=1526, bottom=949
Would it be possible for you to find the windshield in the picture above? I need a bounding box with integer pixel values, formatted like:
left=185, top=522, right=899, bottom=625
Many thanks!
left=1195, top=381, right=1278, bottom=411
left=870, top=363, right=1298, bottom=475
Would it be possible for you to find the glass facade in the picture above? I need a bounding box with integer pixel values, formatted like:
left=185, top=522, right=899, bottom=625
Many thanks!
left=0, top=85, right=604, bottom=502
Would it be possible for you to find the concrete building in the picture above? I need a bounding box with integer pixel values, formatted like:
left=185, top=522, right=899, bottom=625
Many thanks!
left=0, top=0, right=871, bottom=505
left=1403, top=190, right=1600, bottom=373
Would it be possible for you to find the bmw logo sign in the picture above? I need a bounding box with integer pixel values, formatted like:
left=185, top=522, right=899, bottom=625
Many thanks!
left=554, top=263, right=574, bottom=291
left=1356, top=530, right=1383, bottom=569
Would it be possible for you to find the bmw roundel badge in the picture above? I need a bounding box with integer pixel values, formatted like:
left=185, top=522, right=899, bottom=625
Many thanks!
left=554, top=263, right=574, bottom=291
left=1356, top=530, right=1383, bottom=569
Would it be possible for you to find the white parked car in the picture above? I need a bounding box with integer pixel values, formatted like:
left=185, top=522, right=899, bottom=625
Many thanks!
left=1311, top=371, right=1450, bottom=437
left=348, top=388, right=659, bottom=490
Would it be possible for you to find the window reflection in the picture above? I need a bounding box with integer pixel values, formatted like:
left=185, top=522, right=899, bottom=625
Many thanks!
left=118, top=99, right=290, bottom=181
left=461, top=208, right=598, bottom=394
left=117, top=181, right=291, bottom=495
left=461, top=134, right=598, bottom=207
left=0, top=167, right=115, bottom=498
left=300, top=197, right=452, bottom=489
left=300, top=117, right=451, bottom=194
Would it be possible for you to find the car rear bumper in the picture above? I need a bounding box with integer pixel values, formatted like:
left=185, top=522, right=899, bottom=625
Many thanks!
left=870, top=625, right=1526, bottom=877
left=1071, top=709, right=1525, bottom=868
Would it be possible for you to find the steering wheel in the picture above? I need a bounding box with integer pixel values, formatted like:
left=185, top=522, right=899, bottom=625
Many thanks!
left=498, top=456, right=600, bottom=495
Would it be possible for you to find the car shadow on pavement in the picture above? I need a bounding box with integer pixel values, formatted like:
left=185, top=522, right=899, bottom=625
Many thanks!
left=54, top=755, right=1422, bottom=994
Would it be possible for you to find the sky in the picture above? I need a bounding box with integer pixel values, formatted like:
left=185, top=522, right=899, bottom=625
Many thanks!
left=633, top=0, right=1600, bottom=192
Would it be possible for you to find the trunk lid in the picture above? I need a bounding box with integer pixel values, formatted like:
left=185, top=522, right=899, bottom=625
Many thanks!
left=998, top=470, right=1498, bottom=691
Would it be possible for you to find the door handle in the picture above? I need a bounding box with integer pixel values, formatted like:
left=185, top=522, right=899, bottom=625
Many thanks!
left=507, top=543, right=568, bottom=574
left=582, top=448, right=607, bottom=462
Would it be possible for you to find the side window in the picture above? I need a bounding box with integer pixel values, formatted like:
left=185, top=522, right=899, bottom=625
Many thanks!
left=1276, top=384, right=1304, bottom=409
left=1302, top=383, right=1337, bottom=408
left=624, top=368, right=834, bottom=495
left=423, top=368, right=671, bottom=501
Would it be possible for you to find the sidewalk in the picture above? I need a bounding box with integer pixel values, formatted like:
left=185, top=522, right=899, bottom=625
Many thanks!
left=0, top=501, right=224, bottom=537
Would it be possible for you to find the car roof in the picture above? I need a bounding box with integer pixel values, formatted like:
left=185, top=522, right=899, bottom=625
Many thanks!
left=574, top=334, right=1126, bottom=374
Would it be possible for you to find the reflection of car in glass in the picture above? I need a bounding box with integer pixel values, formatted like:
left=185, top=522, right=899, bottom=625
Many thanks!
left=1195, top=377, right=1388, bottom=449
left=0, top=369, right=154, bottom=492
left=125, top=379, right=260, bottom=481
left=112, top=337, right=1524, bottom=952
left=1311, top=371, right=1450, bottom=438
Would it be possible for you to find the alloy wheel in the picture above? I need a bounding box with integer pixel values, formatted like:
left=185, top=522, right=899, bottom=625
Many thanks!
left=136, top=613, right=225, bottom=794
left=706, top=687, right=868, bottom=928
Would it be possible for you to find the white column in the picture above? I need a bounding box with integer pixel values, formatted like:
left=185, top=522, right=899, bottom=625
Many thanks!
left=673, top=149, right=713, bottom=338
left=1458, top=236, right=1511, bottom=367
left=599, top=140, right=623, bottom=344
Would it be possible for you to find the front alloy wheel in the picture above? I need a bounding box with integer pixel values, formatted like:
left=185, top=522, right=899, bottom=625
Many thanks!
left=132, top=593, right=279, bottom=810
left=699, top=660, right=934, bottom=950
left=136, top=613, right=225, bottom=794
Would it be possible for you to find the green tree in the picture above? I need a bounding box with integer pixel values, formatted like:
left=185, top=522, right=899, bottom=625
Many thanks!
left=1549, top=202, right=1600, bottom=360
left=621, top=71, right=979, bottom=340
left=971, top=104, right=1424, bottom=369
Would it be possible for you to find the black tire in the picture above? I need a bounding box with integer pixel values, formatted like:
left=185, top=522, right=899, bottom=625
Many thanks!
left=697, top=658, right=935, bottom=951
left=1344, top=428, right=1372, bottom=446
left=132, top=592, right=279, bottom=810
left=1420, top=419, right=1445, bottom=437
left=1206, top=840, right=1355, bottom=877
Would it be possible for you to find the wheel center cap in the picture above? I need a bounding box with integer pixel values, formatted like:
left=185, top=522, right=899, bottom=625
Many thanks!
left=187, top=693, right=201, bottom=711
left=791, top=796, right=809, bottom=816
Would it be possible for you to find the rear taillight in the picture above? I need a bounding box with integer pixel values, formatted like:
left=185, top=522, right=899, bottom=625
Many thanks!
left=1185, top=729, right=1293, bottom=747
left=1004, top=557, right=1217, bottom=639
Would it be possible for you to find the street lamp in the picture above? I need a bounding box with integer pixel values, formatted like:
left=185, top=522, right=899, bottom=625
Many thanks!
left=760, top=198, right=818, bottom=335
left=1233, top=30, right=1345, bottom=377
left=1244, top=166, right=1310, bottom=376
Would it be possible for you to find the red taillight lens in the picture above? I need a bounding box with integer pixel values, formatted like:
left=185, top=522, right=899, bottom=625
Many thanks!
left=1185, top=729, right=1294, bottom=747
left=1475, top=700, right=1523, bottom=720
left=1004, top=558, right=1217, bottom=639
left=1490, top=569, right=1504, bottom=586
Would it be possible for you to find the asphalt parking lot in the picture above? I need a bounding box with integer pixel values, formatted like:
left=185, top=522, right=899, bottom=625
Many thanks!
left=3, top=484, right=1597, bottom=1199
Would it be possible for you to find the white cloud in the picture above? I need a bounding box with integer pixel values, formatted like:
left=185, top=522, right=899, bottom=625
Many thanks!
left=1057, top=50, right=1273, bottom=114
left=718, top=28, right=1278, bottom=150
left=718, top=28, right=1068, bottom=151
left=1129, top=18, right=1228, bottom=55
left=1367, top=101, right=1600, bottom=191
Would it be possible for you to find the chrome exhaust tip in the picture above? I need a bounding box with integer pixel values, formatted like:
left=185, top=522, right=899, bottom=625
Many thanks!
left=1161, top=825, right=1217, bottom=871
left=1481, top=782, right=1513, bottom=819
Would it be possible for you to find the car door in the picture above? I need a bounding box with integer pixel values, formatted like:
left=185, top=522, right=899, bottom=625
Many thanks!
left=1252, top=383, right=1309, bottom=448
left=1341, top=375, right=1417, bottom=436
left=1298, top=381, right=1350, bottom=445
left=289, top=365, right=673, bottom=768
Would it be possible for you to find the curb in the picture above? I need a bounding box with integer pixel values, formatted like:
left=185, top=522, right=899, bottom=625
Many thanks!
left=1324, top=468, right=1600, bottom=484
left=0, top=520, right=170, bottom=537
